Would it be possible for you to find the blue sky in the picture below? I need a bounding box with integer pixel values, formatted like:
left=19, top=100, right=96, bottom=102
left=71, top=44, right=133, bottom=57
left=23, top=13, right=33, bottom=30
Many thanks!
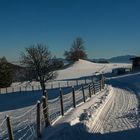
left=0, top=0, right=140, bottom=61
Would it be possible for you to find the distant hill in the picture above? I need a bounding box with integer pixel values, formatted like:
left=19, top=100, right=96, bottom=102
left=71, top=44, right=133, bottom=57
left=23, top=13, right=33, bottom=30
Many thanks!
left=93, top=55, right=136, bottom=63
left=108, top=55, right=136, bottom=63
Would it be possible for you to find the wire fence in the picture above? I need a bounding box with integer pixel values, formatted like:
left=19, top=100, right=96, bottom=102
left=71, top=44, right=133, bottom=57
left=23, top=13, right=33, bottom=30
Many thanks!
left=0, top=76, right=96, bottom=94
left=0, top=105, right=37, bottom=140
left=0, top=118, right=8, bottom=140
left=11, top=105, right=37, bottom=140
left=0, top=78, right=105, bottom=140
left=48, top=97, right=61, bottom=123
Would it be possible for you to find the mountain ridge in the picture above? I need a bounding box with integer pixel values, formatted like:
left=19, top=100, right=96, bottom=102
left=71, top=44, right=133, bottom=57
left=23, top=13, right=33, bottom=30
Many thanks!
left=93, top=55, right=137, bottom=63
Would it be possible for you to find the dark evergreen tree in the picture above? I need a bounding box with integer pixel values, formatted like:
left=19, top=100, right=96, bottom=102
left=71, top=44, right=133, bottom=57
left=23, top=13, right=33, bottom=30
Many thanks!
left=0, top=57, right=13, bottom=88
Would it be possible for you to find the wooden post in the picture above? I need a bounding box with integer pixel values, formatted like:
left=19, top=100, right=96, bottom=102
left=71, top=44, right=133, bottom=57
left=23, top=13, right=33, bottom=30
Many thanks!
left=42, top=95, right=50, bottom=127
left=37, top=101, right=41, bottom=138
left=93, top=83, right=96, bottom=94
left=38, top=85, right=40, bottom=91
left=59, top=88, right=64, bottom=116
left=89, top=85, right=91, bottom=98
left=82, top=85, right=86, bottom=102
left=51, top=82, right=53, bottom=89
left=102, top=79, right=104, bottom=89
left=67, top=81, right=69, bottom=87
left=12, top=88, right=14, bottom=93
left=32, top=86, right=34, bottom=92
left=101, top=73, right=104, bottom=89
left=102, top=77, right=105, bottom=89
left=58, top=83, right=61, bottom=88
left=6, top=88, right=7, bottom=93
left=6, top=115, right=14, bottom=140
left=99, top=79, right=102, bottom=91
left=72, top=86, right=76, bottom=108
left=0, top=88, right=1, bottom=94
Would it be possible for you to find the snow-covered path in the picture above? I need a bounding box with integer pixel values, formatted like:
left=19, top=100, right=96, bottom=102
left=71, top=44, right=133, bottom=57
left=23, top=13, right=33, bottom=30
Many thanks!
left=89, top=87, right=138, bottom=133
left=85, top=72, right=140, bottom=139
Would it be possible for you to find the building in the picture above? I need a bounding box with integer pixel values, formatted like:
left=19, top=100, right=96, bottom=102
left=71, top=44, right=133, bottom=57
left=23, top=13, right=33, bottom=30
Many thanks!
left=112, top=68, right=131, bottom=75
left=130, top=57, right=140, bottom=70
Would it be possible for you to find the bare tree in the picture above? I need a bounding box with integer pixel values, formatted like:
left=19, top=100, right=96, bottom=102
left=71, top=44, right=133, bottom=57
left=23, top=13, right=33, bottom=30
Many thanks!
left=64, top=37, right=87, bottom=62
left=21, top=44, right=57, bottom=96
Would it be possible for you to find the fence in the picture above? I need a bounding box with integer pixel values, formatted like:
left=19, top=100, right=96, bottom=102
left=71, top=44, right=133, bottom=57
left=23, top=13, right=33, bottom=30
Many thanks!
left=0, top=78, right=105, bottom=140
left=0, top=77, right=96, bottom=94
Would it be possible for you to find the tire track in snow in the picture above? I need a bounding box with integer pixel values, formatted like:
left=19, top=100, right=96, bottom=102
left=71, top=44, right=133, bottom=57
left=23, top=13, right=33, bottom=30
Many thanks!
left=87, top=87, right=115, bottom=133
left=88, top=87, right=138, bottom=133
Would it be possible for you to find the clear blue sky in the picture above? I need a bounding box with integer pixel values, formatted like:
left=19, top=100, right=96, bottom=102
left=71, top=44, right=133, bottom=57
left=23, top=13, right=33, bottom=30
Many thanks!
left=0, top=0, right=140, bottom=61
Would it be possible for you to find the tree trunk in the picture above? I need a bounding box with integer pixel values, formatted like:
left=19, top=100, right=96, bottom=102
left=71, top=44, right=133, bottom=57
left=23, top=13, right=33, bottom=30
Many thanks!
left=40, top=81, right=46, bottom=96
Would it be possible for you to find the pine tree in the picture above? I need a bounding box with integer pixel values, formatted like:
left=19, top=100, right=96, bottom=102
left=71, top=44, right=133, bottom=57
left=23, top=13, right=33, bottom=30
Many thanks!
left=0, top=57, right=13, bottom=88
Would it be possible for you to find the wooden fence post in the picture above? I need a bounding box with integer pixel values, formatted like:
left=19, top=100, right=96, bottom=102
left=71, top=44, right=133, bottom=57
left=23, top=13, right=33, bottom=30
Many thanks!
left=72, top=86, right=76, bottom=108
left=6, top=88, right=7, bottom=93
left=32, top=86, right=34, bottom=92
left=67, top=81, right=69, bottom=87
left=59, top=88, right=64, bottom=116
left=93, top=83, right=95, bottom=94
left=102, top=79, right=104, bottom=89
left=38, top=85, right=40, bottom=91
left=58, top=83, right=61, bottom=88
left=82, top=85, right=86, bottom=102
left=51, top=82, right=53, bottom=89
left=89, top=85, right=91, bottom=98
left=37, top=101, right=41, bottom=138
left=101, top=74, right=104, bottom=89
left=102, top=77, right=105, bottom=89
left=6, top=115, right=14, bottom=140
left=100, top=80, right=102, bottom=91
left=42, top=95, right=50, bottom=127
left=12, top=88, right=14, bottom=93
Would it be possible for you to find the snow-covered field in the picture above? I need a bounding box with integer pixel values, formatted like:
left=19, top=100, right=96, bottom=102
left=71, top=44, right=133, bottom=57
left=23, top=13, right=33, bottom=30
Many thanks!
left=1, top=59, right=139, bottom=140
left=57, top=59, right=131, bottom=80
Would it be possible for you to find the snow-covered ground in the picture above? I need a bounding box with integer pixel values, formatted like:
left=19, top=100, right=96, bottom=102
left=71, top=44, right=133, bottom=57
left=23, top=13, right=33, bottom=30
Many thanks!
left=1, top=59, right=138, bottom=140
left=42, top=72, right=140, bottom=140
left=57, top=59, right=131, bottom=80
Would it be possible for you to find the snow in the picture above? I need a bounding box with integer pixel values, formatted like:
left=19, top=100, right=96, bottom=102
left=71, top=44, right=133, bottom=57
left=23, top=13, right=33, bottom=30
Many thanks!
left=0, top=59, right=131, bottom=93
left=41, top=72, right=140, bottom=140
left=42, top=85, right=112, bottom=140
left=1, top=59, right=140, bottom=140
left=56, top=59, right=131, bottom=80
